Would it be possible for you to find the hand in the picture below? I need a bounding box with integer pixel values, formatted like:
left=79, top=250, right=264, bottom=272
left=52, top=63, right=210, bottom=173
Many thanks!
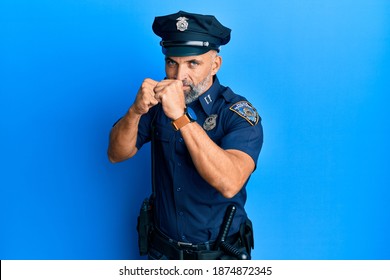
left=153, top=79, right=186, bottom=120
left=131, top=78, right=159, bottom=115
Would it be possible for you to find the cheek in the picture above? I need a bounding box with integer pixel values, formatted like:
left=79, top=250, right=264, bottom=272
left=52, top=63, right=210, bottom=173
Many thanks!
left=165, top=65, right=177, bottom=79
left=165, top=68, right=175, bottom=79
left=192, top=69, right=210, bottom=83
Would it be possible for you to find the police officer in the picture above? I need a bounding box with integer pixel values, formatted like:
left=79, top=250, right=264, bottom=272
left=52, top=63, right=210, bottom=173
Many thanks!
left=108, top=11, right=263, bottom=260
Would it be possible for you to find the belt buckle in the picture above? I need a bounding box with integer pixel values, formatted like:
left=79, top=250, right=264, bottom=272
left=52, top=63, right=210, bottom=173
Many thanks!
left=177, top=241, right=193, bottom=249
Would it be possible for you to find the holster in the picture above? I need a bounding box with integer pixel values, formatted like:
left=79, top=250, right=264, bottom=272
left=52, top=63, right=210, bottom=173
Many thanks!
left=136, top=197, right=154, bottom=255
left=239, top=218, right=254, bottom=256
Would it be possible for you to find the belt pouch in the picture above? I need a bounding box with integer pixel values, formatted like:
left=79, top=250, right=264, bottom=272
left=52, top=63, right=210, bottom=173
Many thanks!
left=137, top=197, right=154, bottom=255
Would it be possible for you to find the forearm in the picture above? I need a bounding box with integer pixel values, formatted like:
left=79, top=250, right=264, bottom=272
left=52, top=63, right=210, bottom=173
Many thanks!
left=180, top=122, right=254, bottom=198
left=107, top=107, right=141, bottom=163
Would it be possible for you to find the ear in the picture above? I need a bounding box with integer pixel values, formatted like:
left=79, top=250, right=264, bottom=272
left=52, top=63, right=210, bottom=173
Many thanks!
left=211, top=55, right=222, bottom=76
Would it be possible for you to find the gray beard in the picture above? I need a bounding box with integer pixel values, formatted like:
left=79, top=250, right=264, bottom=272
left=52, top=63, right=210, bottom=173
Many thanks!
left=184, top=73, right=212, bottom=104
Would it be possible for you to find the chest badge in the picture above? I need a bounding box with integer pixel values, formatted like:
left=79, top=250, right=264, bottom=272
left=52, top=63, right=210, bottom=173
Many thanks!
left=203, top=114, right=218, bottom=131
left=176, top=17, right=189, bottom=31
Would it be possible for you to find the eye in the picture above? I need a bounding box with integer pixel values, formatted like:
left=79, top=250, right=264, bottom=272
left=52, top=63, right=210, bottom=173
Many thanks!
left=189, top=60, right=200, bottom=68
left=166, top=59, right=177, bottom=67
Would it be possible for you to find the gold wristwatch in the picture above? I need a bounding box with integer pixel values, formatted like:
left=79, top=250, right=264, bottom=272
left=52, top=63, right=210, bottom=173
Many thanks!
left=171, top=107, right=197, bottom=131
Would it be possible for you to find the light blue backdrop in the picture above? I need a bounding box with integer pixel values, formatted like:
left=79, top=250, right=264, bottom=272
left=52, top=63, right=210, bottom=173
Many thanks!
left=1, top=0, right=389, bottom=260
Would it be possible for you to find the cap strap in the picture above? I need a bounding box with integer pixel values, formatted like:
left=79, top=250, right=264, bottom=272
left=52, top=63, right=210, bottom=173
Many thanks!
left=160, top=40, right=220, bottom=50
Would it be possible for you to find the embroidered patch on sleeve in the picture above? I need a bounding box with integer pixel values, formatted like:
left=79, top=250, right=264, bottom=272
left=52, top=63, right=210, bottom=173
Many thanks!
left=229, top=101, right=259, bottom=126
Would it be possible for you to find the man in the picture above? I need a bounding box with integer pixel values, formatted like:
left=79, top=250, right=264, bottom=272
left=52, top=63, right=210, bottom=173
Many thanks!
left=108, top=11, right=263, bottom=260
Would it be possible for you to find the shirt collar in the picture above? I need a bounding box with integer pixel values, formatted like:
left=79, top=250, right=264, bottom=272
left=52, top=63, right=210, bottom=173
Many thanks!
left=198, top=76, right=221, bottom=116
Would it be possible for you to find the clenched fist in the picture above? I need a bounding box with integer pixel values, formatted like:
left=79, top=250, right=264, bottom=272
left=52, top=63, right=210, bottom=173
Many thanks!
left=131, top=78, right=159, bottom=115
left=153, top=79, right=186, bottom=120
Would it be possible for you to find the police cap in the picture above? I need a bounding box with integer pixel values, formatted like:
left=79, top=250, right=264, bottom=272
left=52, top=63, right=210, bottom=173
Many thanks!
left=152, top=11, right=231, bottom=56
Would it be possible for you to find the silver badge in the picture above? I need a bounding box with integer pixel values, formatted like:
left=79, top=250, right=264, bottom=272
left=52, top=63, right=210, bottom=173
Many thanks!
left=203, top=114, right=218, bottom=131
left=176, top=17, right=189, bottom=31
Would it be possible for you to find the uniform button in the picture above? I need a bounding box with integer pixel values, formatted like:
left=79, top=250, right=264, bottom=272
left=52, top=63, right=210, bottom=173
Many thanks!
left=179, top=211, right=184, bottom=216
left=179, top=138, right=183, bottom=143
left=181, top=235, right=186, bottom=240
left=177, top=162, right=182, bottom=167
left=176, top=187, right=181, bottom=192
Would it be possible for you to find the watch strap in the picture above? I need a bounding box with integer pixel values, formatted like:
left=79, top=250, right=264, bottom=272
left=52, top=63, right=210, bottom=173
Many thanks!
left=171, top=112, right=191, bottom=131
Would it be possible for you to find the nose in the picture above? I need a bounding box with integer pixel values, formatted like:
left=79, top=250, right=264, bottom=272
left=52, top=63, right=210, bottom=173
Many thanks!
left=175, top=65, right=188, bottom=81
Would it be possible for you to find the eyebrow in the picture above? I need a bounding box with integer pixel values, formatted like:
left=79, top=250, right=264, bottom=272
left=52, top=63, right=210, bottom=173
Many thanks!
left=165, top=57, right=203, bottom=64
left=188, top=59, right=202, bottom=64
left=165, top=57, right=176, bottom=62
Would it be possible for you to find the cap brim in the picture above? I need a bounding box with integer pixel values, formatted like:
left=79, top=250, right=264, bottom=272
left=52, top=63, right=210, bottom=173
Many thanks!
left=162, top=46, right=211, bottom=57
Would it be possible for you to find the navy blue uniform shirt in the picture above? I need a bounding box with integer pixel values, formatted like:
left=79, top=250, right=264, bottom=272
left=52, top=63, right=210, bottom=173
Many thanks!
left=135, top=77, right=263, bottom=243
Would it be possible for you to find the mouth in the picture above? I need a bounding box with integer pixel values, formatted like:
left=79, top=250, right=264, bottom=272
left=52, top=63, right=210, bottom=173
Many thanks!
left=182, top=84, right=192, bottom=93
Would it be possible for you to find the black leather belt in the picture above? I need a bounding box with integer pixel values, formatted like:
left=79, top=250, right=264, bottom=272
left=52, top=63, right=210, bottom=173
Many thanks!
left=150, top=229, right=240, bottom=260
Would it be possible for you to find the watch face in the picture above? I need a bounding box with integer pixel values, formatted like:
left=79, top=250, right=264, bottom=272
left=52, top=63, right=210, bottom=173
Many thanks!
left=186, top=107, right=197, bottom=121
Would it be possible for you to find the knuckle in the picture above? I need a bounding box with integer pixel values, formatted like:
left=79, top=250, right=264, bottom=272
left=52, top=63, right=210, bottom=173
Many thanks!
left=140, top=84, right=147, bottom=91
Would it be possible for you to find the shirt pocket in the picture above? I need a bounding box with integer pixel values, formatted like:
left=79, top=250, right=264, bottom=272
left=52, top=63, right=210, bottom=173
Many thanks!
left=153, top=124, right=176, bottom=162
left=154, top=124, right=174, bottom=143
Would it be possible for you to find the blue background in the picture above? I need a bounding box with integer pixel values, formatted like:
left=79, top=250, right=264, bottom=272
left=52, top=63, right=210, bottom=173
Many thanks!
left=1, top=0, right=389, bottom=260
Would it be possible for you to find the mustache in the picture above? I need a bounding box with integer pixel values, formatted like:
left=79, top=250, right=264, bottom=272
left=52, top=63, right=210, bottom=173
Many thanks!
left=182, top=80, right=193, bottom=88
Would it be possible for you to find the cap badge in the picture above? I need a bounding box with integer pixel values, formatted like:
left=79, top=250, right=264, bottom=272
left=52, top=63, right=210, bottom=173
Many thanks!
left=203, top=114, right=218, bottom=131
left=176, top=17, right=189, bottom=32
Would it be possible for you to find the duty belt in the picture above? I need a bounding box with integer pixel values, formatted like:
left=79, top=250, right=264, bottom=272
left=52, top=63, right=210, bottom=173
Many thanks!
left=150, top=229, right=240, bottom=260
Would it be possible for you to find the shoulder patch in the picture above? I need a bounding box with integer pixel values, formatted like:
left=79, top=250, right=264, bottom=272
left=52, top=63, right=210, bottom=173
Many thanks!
left=229, top=101, right=260, bottom=126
